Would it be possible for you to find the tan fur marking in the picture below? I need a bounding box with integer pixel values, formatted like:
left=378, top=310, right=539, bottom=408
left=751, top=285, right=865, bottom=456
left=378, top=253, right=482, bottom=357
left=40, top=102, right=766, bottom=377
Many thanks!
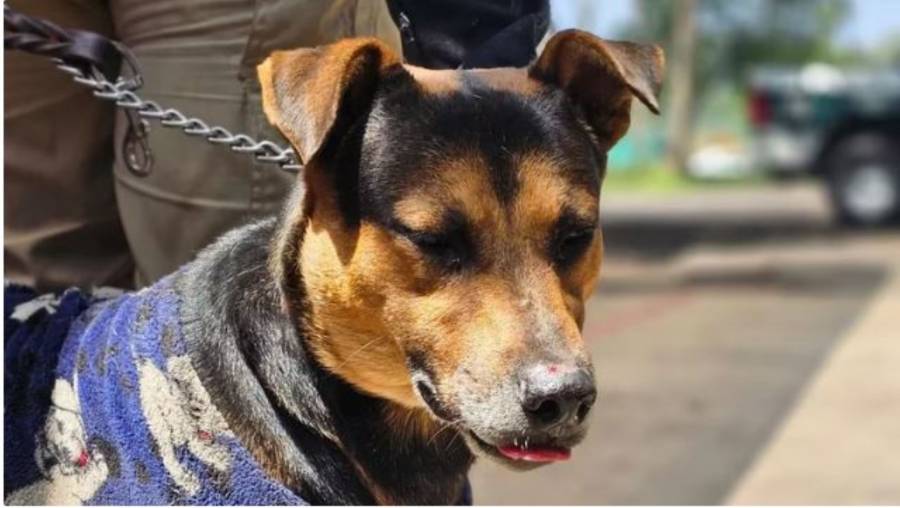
left=468, top=67, right=543, bottom=95
left=404, top=65, right=463, bottom=95
left=452, top=277, right=526, bottom=376
left=515, top=152, right=598, bottom=234
left=514, top=154, right=567, bottom=233
left=392, top=195, right=445, bottom=232
left=419, top=275, right=524, bottom=378
left=394, top=154, right=503, bottom=232
left=301, top=218, right=432, bottom=407
left=404, top=66, right=543, bottom=97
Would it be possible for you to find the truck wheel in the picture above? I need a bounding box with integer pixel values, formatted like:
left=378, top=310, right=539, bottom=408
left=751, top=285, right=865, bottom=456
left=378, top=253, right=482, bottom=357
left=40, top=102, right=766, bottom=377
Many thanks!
left=826, top=133, right=900, bottom=227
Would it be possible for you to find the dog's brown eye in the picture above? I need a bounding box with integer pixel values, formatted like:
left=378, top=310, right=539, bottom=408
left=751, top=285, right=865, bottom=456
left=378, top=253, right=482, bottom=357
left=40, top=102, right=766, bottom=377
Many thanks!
left=553, top=227, right=595, bottom=267
left=393, top=210, right=472, bottom=271
left=407, top=230, right=469, bottom=271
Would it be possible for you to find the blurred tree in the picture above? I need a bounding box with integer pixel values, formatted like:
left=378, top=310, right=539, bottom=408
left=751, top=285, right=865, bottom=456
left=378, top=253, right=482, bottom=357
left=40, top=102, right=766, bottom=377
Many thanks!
left=871, top=33, right=900, bottom=66
left=622, top=0, right=852, bottom=171
left=665, top=0, right=698, bottom=172
left=627, top=0, right=852, bottom=89
left=723, top=0, right=852, bottom=78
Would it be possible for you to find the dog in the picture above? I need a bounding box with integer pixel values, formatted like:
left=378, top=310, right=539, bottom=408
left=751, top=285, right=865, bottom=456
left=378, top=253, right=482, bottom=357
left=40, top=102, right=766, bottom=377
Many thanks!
left=4, top=29, right=663, bottom=505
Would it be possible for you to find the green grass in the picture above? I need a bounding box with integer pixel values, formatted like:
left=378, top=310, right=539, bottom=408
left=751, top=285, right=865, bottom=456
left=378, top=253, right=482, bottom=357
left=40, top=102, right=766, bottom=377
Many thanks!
left=603, top=164, right=768, bottom=194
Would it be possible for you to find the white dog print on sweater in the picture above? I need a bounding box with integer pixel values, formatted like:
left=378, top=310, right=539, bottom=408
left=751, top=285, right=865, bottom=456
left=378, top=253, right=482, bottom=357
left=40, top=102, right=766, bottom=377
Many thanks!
left=137, top=355, right=234, bottom=496
left=9, top=293, right=60, bottom=322
left=6, top=378, right=110, bottom=505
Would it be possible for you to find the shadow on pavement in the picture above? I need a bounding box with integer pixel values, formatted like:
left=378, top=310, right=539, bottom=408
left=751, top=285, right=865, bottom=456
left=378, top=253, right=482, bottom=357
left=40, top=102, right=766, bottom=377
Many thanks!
left=602, top=217, right=847, bottom=261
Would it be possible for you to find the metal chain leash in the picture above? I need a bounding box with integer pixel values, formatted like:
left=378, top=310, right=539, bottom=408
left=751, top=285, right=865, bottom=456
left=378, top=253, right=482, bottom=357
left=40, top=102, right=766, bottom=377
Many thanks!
left=4, top=5, right=302, bottom=176
left=58, top=62, right=303, bottom=175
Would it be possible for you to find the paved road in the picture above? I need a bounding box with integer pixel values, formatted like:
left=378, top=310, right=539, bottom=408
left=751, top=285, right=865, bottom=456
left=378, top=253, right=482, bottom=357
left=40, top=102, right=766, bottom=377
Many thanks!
left=469, top=182, right=900, bottom=504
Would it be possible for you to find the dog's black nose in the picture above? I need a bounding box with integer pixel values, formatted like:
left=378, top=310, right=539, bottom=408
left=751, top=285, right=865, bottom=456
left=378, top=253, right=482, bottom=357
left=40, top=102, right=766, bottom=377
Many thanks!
left=520, top=364, right=596, bottom=428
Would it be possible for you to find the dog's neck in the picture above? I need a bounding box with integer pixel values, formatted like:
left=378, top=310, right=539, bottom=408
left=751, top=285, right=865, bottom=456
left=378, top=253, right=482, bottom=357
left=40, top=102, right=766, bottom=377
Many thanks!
left=179, top=218, right=472, bottom=505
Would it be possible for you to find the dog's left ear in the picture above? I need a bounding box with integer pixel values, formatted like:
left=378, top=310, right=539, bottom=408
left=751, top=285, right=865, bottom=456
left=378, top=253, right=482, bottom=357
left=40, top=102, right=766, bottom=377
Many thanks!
left=257, top=38, right=403, bottom=165
left=529, top=29, right=665, bottom=151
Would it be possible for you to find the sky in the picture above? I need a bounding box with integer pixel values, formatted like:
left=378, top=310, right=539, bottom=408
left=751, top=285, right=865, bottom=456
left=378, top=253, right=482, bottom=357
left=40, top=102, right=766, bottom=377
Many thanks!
left=549, top=0, right=633, bottom=38
left=550, top=0, right=900, bottom=50
left=838, top=0, right=900, bottom=49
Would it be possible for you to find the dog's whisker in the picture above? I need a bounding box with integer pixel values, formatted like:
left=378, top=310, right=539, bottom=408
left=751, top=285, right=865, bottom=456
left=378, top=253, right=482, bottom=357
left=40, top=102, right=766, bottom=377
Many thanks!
left=427, top=418, right=462, bottom=448
left=332, top=336, right=385, bottom=371
left=444, top=429, right=462, bottom=453
left=427, top=422, right=453, bottom=447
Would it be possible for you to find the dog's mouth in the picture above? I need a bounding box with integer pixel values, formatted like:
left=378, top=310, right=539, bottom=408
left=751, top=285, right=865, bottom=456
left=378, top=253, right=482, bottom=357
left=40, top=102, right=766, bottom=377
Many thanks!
left=465, top=430, right=572, bottom=465
left=413, top=372, right=576, bottom=466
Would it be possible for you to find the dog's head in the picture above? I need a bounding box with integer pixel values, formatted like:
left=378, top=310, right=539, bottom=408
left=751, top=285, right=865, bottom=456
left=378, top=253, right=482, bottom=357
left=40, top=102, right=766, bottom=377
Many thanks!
left=259, top=30, right=663, bottom=468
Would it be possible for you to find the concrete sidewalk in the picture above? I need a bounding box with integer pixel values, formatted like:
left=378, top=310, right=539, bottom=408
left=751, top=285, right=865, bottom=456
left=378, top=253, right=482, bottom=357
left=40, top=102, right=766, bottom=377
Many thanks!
left=727, top=264, right=900, bottom=504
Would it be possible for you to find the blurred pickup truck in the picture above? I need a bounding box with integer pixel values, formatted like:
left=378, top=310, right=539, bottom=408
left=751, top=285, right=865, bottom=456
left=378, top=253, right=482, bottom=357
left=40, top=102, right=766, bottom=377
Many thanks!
left=748, top=64, right=900, bottom=226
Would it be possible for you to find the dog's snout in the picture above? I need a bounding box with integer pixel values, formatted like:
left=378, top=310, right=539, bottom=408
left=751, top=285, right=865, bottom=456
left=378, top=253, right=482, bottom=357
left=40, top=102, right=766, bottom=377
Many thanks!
left=520, top=364, right=596, bottom=429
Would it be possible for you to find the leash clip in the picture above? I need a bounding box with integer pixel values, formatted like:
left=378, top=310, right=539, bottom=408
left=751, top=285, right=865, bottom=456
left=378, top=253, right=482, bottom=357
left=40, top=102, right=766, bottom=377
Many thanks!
left=123, top=108, right=153, bottom=176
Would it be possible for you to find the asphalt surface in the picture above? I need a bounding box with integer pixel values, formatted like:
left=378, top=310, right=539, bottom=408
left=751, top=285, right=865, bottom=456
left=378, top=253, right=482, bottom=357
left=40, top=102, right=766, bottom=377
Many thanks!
left=469, top=181, right=900, bottom=504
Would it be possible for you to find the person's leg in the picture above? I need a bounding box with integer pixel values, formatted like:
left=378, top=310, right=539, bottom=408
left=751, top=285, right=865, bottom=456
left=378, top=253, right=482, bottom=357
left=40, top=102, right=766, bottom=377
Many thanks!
left=109, top=0, right=401, bottom=286
left=4, top=0, right=133, bottom=291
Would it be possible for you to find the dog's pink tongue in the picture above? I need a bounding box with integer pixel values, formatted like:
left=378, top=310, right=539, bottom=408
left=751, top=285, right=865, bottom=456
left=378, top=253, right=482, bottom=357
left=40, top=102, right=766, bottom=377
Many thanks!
left=497, top=445, right=571, bottom=462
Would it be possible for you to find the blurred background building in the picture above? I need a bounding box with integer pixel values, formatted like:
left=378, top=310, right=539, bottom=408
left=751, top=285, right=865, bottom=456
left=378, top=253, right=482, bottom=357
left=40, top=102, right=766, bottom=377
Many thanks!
left=470, top=0, right=900, bottom=504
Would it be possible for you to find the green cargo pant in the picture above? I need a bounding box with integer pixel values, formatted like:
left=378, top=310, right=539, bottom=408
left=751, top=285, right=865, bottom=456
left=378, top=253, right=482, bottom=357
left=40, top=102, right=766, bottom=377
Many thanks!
left=4, top=0, right=401, bottom=290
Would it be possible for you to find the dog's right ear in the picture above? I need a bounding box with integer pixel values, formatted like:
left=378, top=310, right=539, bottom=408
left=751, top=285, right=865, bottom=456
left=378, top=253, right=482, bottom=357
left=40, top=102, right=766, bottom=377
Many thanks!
left=529, top=30, right=664, bottom=152
left=257, top=38, right=403, bottom=165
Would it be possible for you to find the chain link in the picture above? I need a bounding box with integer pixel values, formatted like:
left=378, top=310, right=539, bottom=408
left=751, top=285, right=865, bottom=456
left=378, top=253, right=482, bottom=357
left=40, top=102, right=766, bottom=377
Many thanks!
left=54, top=60, right=302, bottom=174
left=5, top=4, right=301, bottom=175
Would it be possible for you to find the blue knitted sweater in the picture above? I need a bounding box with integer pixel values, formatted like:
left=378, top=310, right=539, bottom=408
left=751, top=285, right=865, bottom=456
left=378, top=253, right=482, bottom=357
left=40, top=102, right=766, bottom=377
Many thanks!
left=4, top=277, right=306, bottom=505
